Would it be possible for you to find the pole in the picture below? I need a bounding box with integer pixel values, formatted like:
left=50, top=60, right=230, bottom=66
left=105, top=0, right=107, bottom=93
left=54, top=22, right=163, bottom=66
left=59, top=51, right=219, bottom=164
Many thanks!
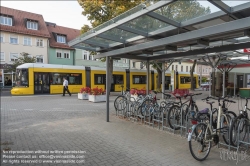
left=209, top=72, right=211, bottom=96
left=162, top=63, right=165, bottom=99
left=1, top=69, right=4, bottom=87
left=146, top=60, right=150, bottom=95
left=106, top=56, right=110, bottom=122
left=222, top=70, right=225, bottom=97
left=200, top=65, right=202, bottom=87
left=234, top=72, right=236, bottom=97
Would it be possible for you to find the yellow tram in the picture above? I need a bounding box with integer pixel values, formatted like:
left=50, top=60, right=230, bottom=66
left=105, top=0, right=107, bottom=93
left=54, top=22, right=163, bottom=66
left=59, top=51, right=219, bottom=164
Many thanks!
left=11, top=63, right=199, bottom=95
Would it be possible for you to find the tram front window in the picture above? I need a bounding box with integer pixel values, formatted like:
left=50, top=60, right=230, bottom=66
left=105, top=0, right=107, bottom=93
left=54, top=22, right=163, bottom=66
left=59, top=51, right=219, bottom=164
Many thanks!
left=16, top=69, right=29, bottom=87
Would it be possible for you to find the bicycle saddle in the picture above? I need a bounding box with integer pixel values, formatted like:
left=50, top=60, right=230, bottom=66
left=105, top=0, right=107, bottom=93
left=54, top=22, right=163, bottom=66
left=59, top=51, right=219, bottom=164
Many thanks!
left=199, top=108, right=209, bottom=114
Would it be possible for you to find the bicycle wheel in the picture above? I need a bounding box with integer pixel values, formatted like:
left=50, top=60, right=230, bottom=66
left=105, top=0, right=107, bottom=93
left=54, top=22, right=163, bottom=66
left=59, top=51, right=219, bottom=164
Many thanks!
left=183, top=104, right=199, bottom=127
left=230, top=116, right=248, bottom=147
left=189, top=123, right=211, bottom=161
left=167, top=105, right=181, bottom=130
left=139, top=99, right=153, bottom=116
left=114, top=95, right=127, bottom=112
left=221, top=114, right=233, bottom=145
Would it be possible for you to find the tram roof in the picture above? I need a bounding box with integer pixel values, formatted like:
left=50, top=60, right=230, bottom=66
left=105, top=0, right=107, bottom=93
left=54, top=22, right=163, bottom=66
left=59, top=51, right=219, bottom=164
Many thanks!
left=68, top=0, right=250, bottom=63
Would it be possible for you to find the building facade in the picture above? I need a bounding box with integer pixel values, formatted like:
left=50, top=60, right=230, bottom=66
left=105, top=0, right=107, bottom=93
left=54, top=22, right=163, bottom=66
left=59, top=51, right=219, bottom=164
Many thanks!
left=0, top=6, right=50, bottom=87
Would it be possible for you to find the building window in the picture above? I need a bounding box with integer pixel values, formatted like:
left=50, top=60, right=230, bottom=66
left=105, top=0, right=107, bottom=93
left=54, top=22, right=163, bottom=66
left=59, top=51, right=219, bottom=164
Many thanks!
left=36, top=39, right=43, bottom=47
left=83, top=52, right=87, bottom=60
left=0, top=34, right=4, bottom=42
left=132, top=62, right=135, bottom=68
left=56, top=51, right=62, bottom=58
left=181, top=65, right=183, bottom=72
left=57, top=35, right=66, bottom=43
left=199, top=67, right=201, bottom=73
left=64, top=52, right=69, bottom=59
left=36, top=55, right=43, bottom=63
left=10, top=53, right=18, bottom=62
left=172, top=65, right=174, bottom=70
left=10, top=35, right=18, bottom=44
left=175, top=65, right=178, bottom=71
left=186, top=66, right=188, bottom=72
left=1, top=52, right=5, bottom=61
left=24, top=37, right=31, bottom=46
left=0, top=16, right=12, bottom=26
left=27, top=21, right=38, bottom=30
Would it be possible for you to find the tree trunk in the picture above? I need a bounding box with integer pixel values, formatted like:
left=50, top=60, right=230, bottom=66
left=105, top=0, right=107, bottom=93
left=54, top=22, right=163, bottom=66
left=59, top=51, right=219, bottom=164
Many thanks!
left=157, top=68, right=162, bottom=90
left=190, top=60, right=197, bottom=90
left=108, top=57, right=113, bottom=95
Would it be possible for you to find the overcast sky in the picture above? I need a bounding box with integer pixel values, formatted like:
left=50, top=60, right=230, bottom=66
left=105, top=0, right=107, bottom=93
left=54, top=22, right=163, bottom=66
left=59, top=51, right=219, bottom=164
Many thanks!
left=1, top=0, right=249, bottom=30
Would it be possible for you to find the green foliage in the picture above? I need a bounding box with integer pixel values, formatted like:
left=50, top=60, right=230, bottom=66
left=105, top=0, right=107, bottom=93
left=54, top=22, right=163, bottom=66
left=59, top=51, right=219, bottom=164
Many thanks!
left=78, top=0, right=144, bottom=28
left=10, top=52, right=36, bottom=72
left=202, top=77, right=207, bottom=83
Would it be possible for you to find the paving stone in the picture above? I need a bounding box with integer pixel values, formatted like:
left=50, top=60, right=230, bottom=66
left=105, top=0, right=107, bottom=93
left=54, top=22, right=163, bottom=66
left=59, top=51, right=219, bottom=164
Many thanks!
left=1, top=93, right=249, bottom=166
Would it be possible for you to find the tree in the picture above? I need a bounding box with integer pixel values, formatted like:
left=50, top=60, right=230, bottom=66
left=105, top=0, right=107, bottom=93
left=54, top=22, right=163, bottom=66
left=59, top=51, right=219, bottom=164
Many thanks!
left=78, top=0, right=145, bottom=92
left=78, top=0, right=211, bottom=90
left=10, top=52, right=36, bottom=72
left=190, top=60, right=197, bottom=90
left=147, top=0, right=210, bottom=90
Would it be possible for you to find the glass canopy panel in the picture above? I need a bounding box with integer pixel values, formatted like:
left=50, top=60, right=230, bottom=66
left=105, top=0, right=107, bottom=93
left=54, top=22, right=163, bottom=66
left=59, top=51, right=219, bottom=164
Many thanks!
left=154, top=0, right=221, bottom=23
left=123, top=15, right=169, bottom=33
left=101, top=28, right=138, bottom=40
left=222, top=1, right=249, bottom=7
left=76, top=43, right=99, bottom=50
left=87, top=36, right=116, bottom=45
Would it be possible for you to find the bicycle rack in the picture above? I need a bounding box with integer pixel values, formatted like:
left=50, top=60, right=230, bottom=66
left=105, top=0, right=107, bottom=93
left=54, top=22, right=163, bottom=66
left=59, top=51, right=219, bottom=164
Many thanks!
left=128, top=100, right=140, bottom=122
left=236, top=118, right=250, bottom=153
left=152, top=105, right=163, bottom=130
left=218, top=117, right=238, bottom=151
left=144, top=105, right=153, bottom=126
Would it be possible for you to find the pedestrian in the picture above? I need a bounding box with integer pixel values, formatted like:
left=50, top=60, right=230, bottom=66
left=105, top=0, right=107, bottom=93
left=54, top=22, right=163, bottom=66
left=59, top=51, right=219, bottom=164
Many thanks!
left=62, top=77, right=71, bottom=96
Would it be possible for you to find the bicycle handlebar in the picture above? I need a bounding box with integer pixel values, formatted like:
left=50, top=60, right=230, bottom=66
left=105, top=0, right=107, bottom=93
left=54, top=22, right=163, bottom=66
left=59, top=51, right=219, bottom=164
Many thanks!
left=203, top=96, right=236, bottom=103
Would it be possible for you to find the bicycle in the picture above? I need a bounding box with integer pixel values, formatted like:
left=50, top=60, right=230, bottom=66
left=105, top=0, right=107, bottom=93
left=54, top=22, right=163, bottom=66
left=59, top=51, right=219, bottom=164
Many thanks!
left=167, top=93, right=201, bottom=130
left=229, top=96, right=250, bottom=147
left=202, top=96, right=237, bottom=145
left=188, top=96, right=236, bottom=161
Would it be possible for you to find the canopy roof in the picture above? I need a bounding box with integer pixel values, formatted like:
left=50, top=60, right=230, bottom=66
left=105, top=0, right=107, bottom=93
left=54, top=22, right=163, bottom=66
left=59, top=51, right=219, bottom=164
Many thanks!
left=68, top=0, right=250, bottom=62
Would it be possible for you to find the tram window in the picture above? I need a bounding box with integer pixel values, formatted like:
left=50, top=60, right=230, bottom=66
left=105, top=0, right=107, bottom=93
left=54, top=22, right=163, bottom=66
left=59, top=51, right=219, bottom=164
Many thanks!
left=180, top=76, right=191, bottom=84
left=133, top=75, right=146, bottom=84
left=51, top=73, right=82, bottom=85
left=94, top=74, right=105, bottom=84
left=180, top=76, right=196, bottom=84
left=16, top=69, right=29, bottom=87
left=114, top=75, right=123, bottom=84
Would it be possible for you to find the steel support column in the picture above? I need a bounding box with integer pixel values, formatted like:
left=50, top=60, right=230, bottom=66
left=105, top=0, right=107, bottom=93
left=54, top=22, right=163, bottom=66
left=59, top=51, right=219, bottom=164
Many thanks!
left=234, top=72, right=236, bottom=97
left=200, top=65, right=202, bottom=86
left=162, top=63, right=165, bottom=99
left=106, top=57, right=110, bottom=122
left=146, top=60, right=150, bottom=95
left=209, top=72, right=212, bottom=96
left=222, top=70, right=225, bottom=97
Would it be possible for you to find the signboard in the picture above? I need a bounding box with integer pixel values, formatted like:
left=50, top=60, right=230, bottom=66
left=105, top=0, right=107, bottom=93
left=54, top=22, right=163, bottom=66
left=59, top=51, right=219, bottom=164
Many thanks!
left=244, top=48, right=250, bottom=53
left=171, top=70, right=175, bottom=91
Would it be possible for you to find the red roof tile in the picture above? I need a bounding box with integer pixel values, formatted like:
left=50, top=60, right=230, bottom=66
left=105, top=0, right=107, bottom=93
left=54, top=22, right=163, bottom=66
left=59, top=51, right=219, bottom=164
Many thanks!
left=46, top=22, right=80, bottom=50
left=0, top=6, right=50, bottom=38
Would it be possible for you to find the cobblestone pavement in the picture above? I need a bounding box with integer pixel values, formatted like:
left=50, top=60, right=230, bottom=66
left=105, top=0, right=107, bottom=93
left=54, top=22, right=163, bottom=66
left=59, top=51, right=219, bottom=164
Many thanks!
left=1, top=93, right=249, bottom=166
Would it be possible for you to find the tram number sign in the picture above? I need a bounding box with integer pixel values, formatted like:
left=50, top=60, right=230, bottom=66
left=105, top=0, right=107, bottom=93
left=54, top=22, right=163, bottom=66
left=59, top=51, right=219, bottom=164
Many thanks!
left=244, top=48, right=250, bottom=53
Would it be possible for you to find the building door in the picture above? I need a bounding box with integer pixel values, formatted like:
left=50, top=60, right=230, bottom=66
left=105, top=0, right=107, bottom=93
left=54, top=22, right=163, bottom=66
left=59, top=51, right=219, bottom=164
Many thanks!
left=34, top=73, right=50, bottom=94
left=237, top=75, right=244, bottom=88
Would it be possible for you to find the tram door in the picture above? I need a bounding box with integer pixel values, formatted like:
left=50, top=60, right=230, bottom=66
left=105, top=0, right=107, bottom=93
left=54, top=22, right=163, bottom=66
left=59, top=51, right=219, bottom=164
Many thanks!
left=34, top=73, right=50, bottom=94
